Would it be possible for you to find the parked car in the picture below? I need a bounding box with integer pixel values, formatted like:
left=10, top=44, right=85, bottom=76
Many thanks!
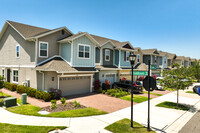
left=192, top=83, right=200, bottom=94
left=113, top=80, right=143, bottom=93
left=156, top=80, right=163, bottom=90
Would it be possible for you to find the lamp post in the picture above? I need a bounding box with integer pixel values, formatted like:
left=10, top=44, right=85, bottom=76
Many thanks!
left=129, top=53, right=136, bottom=128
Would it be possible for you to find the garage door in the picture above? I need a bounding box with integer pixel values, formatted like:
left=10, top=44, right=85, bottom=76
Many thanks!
left=59, top=76, right=91, bottom=96
left=105, top=74, right=116, bottom=86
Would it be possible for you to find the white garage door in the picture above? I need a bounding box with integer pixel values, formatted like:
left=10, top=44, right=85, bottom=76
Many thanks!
left=59, top=76, right=91, bottom=96
left=105, top=74, right=116, bottom=86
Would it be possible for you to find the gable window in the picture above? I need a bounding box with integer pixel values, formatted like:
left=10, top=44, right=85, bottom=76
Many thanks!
left=105, top=49, right=110, bottom=61
left=16, top=45, right=20, bottom=58
left=78, top=44, right=90, bottom=59
left=2, top=69, right=5, bottom=78
left=137, top=54, right=140, bottom=62
left=39, top=42, right=48, bottom=58
left=13, top=70, right=18, bottom=83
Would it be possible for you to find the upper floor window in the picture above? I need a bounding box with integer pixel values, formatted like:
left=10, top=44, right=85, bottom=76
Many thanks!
left=39, top=42, right=48, bottom=58
left=126, top=51, right=129, bottom=61
left=16, top=45, right=20, bottom=58
left=105, top=49, right=110, bottom=61
left=137, top=54, right=140, bottom=62
left=1, top=69, right=5, bottom=78
left=154, top=56, right=157, bottom=63
left=13, top=70, right=18, bottom=83
left=78, top=44, right=90, bottom=59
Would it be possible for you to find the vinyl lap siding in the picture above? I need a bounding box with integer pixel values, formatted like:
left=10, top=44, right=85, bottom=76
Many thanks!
left=115, top=50, right=119, bottom=66
left=72, top=35, right=95, bottom=67
left=61, top=43, right=71, bottom=63
left=96, top=47, right=100, bottom=63
left=120, top=50, right=131, bottom=67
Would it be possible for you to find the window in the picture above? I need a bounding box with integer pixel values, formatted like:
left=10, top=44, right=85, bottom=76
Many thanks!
left=154, top=56, right=157, bottom=63
left=16, top=45, right=19, bottom=58
left=2, top=69, right=5, bottom=78
left=137, top=54, right=140, bottom=62
left=78, top=44, right=90, bottom=59
left=105, top=49, right=110, bottom=61
left=126, top=51, right=129, bottom=61
left=13, top=70, right=18, bottom=83
left=39, top=42, right=48, bottom=57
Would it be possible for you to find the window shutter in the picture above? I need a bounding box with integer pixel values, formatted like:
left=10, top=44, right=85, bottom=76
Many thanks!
left=124, top=51, right=126, bottom=61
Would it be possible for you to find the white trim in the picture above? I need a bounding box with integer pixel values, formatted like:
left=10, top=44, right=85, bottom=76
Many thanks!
left=16, top=45, right=20, bottom=58
left=100, top=48, right=103, bottom=65
left=57, top=71, right=97, bottom=74
left=90, top=74, right=93, bottom=92
left=71, top=40, right=73, bottom=65
left=12, top=69, right=19, bottom=84
left=125, top=51, right=130, bottom=62
left=0, top=65, right=35, bottom=68
left=39, top=41, right=48, bottom=58
left=116, top=48, right=136, bottom=52
left=72, top=65, right=96, bottom=67
left=94, top=46, right=96, bottom=64
left=100, top=40, right=116, bottom=47
left=77, top=44, right=91, bottom=59
left=57, top=76, right=60, bottom=89
left=60, top=56, right=72, bottom=66
left=1, top=68, right=5, bottom=78
left=37, top=55, right=60, bottom=66
left=121, top=41, right=134, bottom=49
left=105, top=49, right=110, bottom=61
left=118, top=50, right=121, bottom=68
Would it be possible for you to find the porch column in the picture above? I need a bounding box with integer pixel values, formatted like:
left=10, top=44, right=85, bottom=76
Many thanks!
left=118, top=50, right=121, bottom=68
left=57, top=76, right=60, bottom=89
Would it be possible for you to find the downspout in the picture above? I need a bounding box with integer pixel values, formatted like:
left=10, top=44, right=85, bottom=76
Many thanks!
left=39, top=71, right=45, bottom=91
left=35, top=38, right=38, bottom=66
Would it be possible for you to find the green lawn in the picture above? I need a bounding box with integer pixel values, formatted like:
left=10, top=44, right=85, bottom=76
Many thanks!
left=0, top=122, right=66, bottom=133
left=105, top=118, right=155, bottom=133
left=7, top=104, right=107, bottom=118
left=164, top=87, right=176, bottom=91
left=186, top=91, right=196, bottom=94
left=120, top=95, right=151, bottom=103
left=0, top=92, right=21, bottom=106
left=156, top=101, right=190, bottom=111
left=143, top=91, right=163, bottom=96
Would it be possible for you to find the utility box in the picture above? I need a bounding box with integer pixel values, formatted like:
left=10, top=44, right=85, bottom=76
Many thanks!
left=21, top=93, right=27, bottom=104
left=3, top=97, right=17, bottom=108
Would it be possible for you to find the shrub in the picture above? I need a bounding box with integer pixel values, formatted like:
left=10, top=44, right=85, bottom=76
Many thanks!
left=51, top=100, right=57, bottom=109
left=93, top=80, right=101, bottom=92
left=43, top=92, right=52, bottom=102
left=60, top=97, right=66, bottom=105
left=16, top=85, right=26, bottom=93
left=4, top=82, right=10, bottom=89
left=73, top=100, right=80, bottom=107
left=49, top=92, right=55, bottom=100
left=9, top=84, right=17, bottom=91
left=35, top=91, right=43, bottom=99
left=102, top=83, right=107, bottom=90
left=105, top=80, right=111, bottom=90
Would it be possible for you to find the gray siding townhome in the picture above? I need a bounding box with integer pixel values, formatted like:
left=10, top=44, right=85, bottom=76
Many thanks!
left=0, top=21, right=97, bottom=96
left=174, top=56, right=185, bottom=67
left=166, top=53, right=176, bottom=68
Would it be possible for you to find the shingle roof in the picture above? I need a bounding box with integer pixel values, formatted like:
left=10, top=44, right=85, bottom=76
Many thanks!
left=36, top=57, right=77, bottom=72
left=142, top=49, right=158, bottom=55
left=175, top=56, right=185, bottom=60
left=7, top=20, right=51, bottom=38
left=191, top=58, right=197, bottom=62
left=184, top=57, right=191, bottom=61
left=167, top=53, right=176, bottom=59
left=58, top=32, right=84, bottom=42
left=158, top=51, right=167, bottom=56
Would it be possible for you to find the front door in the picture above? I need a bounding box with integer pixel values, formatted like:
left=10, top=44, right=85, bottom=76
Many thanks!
left=7, top=69, right=10, bottom=82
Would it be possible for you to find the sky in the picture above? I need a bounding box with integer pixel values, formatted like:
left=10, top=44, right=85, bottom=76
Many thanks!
left=0, top=0, right=200, bottom=59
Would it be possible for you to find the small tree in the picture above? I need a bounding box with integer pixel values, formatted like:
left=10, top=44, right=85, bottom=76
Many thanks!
left=161, top=64, right=192, bottom=106
left=190, top=61, right=200, bottom=82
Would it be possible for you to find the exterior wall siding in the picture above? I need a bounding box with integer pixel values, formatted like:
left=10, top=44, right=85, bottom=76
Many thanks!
left=103, top=49, right=113, bottom=66
left=143, top=55, right=150, bottom=65
left=37, top=30, right=70, bottom=64
left=0, top=25, right=35, bottom=66
left=44, top=71, right=58, bottom=91
left=98, top=70, right=118, bottom=85
left=61, top=42, right=71, bottom=63
left=72, top=35, right=95, bottom=67
left=135, top=50, right=143, bottom=64
left=120, top=50, right=131, bottom=67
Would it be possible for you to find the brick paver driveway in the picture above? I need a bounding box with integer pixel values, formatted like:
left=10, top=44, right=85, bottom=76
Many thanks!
left=66, top=93, right=134, bottom=113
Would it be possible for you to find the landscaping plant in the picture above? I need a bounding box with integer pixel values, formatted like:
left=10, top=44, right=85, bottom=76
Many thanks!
left=189, top=61, right=200, bottom=82
left=93, top=79, right=101, bottom=92
left=161, top=63, right=192, bottom=106
left=51, top=99, right=57, bottom=109
left=0, top=76, right=4, bottom=89
left=60, top=97, right=67, bottom=106
left=73, top=100, right=80, bottom=107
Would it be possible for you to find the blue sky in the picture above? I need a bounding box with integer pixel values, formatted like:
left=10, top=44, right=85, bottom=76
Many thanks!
left=0, top=0, right=200, bottom=59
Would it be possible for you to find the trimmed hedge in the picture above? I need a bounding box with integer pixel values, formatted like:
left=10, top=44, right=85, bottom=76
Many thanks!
left=4, top=82, right=53, bottom=102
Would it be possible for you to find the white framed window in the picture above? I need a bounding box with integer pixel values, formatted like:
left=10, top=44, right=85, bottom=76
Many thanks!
left=39, top=41, right=48, bottom=58
left=126, top=51, right=129, bottom=62
left=16, top=45, right=20, bottom=58
left=137, top=54, right=140, bottom=62
left=1, top=68, right=5, bottom=78
left=78, top=44, right=90, bottom=59
left=105, top=49, right=110, bottom=61
left=13, top=70, right=18, bottom=83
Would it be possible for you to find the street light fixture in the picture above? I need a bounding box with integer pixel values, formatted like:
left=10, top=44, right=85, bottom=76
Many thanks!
left=129, top=53, right=136, bottom=128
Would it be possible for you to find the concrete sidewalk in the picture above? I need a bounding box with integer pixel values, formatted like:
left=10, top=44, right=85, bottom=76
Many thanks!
left=0, top=89, right=200, bottom=133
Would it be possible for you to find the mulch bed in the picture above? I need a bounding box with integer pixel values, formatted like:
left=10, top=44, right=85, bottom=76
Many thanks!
left=40, top=102, right=86, bottom=113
